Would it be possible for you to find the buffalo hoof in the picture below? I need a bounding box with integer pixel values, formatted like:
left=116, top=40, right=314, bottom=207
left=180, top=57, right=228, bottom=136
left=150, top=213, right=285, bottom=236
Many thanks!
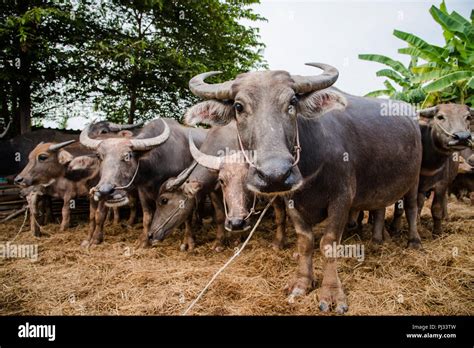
left=371, top=237, right=383, bottom=245
left=271, top=239, right=285, bottom=251
left=212, top=241, right=225, bottom=253
left=214, top=245, right=224, bottom=253
left=180, top=240, right=195, bottom=252
left=407, top=238, right=422, bottom=249
left=137, top=238, right=151, bottom=248
left=432, top=229, right=442, bottom=238
left=81, top=239, right=91, bottom=248
left=286, top=277, right=313, bottom=303
left=318, top=284, right=348, bottom=314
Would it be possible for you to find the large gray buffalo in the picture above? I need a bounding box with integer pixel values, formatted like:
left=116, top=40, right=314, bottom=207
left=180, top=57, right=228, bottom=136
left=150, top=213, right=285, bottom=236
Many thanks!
left=184, top=63, right=423, bottom=313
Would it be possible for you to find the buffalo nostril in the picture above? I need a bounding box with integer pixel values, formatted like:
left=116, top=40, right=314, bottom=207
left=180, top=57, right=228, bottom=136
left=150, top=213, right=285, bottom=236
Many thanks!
left=453, top=131, right=471, bottom=141
left=256, top=169, right=266, bottom=181
left=230, top=218, right=246, bottom=231
left=98, top=183, right=115, bottom=196
left=282, top=168, right=292, bottom=181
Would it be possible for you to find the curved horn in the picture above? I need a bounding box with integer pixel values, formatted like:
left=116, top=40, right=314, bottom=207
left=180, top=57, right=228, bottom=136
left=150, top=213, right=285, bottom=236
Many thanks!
left=106, top=121, right=144, bottom=132
left=189, top=71, right=234, bottom=100
left=188, top=132, right=222, bottom=170
left=164, top=161, right=198, bottom=191
left=291, top=63, right=339, bottom=94
left=80, top=124, right=102, bottom=150
left=130, top=119, right=170, bottom=151
left=0, top=120, right=11, bottom=138
left=418, top=106, right=439, bottom=118
left=48, top=140, right=76, bottom=152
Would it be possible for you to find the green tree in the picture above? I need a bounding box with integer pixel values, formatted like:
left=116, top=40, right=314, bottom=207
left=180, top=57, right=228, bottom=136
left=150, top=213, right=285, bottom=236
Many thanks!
left=0, top=0, right=266, bottom=135
left=87, top=0, right=266, bottom=124
left=0, top=0, right=98, bottom=134
left=359, top=1, right=473, bottom=107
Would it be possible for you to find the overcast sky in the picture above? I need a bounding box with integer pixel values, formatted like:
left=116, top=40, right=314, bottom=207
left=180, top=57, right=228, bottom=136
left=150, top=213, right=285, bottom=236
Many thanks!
left=249, top=0, right=472, bottom=96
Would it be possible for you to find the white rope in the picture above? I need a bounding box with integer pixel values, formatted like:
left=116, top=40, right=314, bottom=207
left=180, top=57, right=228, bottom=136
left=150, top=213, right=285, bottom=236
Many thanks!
left=114, top=162, right=140, bottom=190
left=10, top=206, right=28, bottom=243
left=182, top=196, right=276, bottom=315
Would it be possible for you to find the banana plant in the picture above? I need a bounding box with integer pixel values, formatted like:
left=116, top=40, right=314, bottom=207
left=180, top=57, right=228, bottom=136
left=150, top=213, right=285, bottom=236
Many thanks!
left=360, top=1, right=473, bottom=106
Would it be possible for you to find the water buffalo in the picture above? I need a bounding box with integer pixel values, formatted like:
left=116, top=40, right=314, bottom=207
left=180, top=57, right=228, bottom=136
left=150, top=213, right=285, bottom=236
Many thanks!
left=14, top=141, right=95, bottom=231
left=187, top=131, right=287, bottom=250
left=148, top=122, right=287, bottom=252
left=80, top=118, right=208, bottom=247
left=391, top=104, right=473, bottom=236
left=0, top=121, right=141, bottom=178
left=185, top=62, right=422, bottom=313
left=449, top=148, right=474, bottom=205
left=14, top=122, right=143, bottom=236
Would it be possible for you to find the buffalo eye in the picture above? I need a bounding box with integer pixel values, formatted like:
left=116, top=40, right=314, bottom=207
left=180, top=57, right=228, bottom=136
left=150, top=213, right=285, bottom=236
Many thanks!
left=466, top=115, right=472, bottom=122
left=38, top=154, right=48, bottom=162
left=218, top=178, right=225, bottom=186
left=436, top=114, right=445, bottom=121
left=234, top=102, right=244, bottom=113
left=290, top=96, right=298, bottom=106
left=160, top=197, right=168, bottom=205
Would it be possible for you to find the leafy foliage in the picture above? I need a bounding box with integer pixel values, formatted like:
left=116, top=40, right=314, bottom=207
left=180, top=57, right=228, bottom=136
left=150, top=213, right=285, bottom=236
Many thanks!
left=0, top=0, right=266, bottom=133
left=359, top=1, right=473, bottom=106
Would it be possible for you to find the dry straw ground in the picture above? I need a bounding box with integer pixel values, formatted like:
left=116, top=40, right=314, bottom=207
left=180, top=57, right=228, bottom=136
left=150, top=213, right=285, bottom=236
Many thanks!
left=0, top=196, right=472, bottom=315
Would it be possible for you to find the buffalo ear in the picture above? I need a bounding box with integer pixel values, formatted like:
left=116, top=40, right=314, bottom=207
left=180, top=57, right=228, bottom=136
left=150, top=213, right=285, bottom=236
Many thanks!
left=183, top=180, right=202, bottom=198
left=298, top=90, right=347, bottom=118
left=184, top=100, right=234, bottom=126
left=118, top=130, right=133, bottom=138
left=58, top=150, right=74, bottom=165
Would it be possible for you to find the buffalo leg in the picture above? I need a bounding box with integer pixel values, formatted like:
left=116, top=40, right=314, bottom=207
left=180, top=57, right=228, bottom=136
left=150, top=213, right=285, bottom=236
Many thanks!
left=113, top=207, right=120, bottom=225
left=127, top=194, right=137, bottom=226
left=346, top=209, right=359, bottom=233
left=60, top=195, right=71, bottom=232
left=90, top=200, right=107, bottom=244
left=27, top=191, right=41, bottom=237
left=82, top=198, right=98, bottom=247
left=431, top=188, right=447, bottom=237
left=43, top=195, right=53, bottom=224
left=271, top=197, right=286, bottom=250
left=180, top=214, right=195, bottom=252
left=389, top=200, right=404, bottom=236
left=318, top=200, right=349, bottom=313
left=405, top=186, right=422, bottom=248
left=416, top=192, right=426, bottom=222
left=286, top=205, right=315, bottom=299
left=138, top=188, right=152, bottom=248
left=371, top=208, right=386, bottom=244
left=210, top=191, right=226, bottom=252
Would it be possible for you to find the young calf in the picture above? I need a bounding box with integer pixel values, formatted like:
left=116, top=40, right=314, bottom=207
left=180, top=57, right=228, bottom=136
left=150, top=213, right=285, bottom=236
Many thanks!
left=14, top=141, right=94, bottom=232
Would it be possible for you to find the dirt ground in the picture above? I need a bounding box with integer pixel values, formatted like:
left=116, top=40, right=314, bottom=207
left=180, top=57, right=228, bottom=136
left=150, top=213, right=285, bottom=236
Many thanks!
left=0, top=196, right=472, bottom=316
